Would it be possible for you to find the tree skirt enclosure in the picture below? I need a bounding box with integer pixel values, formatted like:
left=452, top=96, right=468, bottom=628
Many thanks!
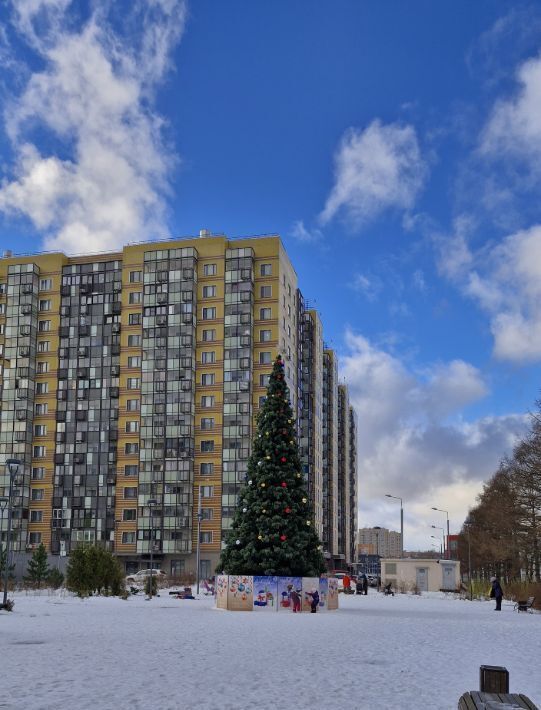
left=216, top=575, right=339, bottom=611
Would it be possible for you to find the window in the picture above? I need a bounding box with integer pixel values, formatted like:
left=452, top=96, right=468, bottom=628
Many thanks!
left=127, top=399, right=140, bottom=412
left=39, top=278, right=52, bottom=291
left=200, top=462, right=214, bottom=475
left=0, top=304, right=4, bottom=315
left=125, top=465, right=139, bottom=476
left=204, top=263, right=217, bottom=276
left=258, top=396, right=266, bottom=407
left=123, top=487, right=138, bottom=499
left=36, top=382, right=48, bottom=394
left=200, top=531, right=212, bottom=544
left=38, top=320, right=51, bottom=332
left=122, top=532, right=136, bottom=544
left=39, top=299, right=51, bottom=312
left=125, top=421, right=139, bottom=433
left=31, top=488, right=45, bottom=501
left=123, top=509, right=137, bottom=521
left=128, top=335, right=141, bottom=347
left=260, top=308, right=271, bottom=320
left=129, top=271, right=142, bottom=283
left=203, top=285, right=216, bottom=298
left=28, top=532, right=42, bottom=545
left=128, top=313, right=141, bottom=325
left=201, top=351, right=215, bottom=364
left=201, top=508, right=213, bottom=520
left=33, top=446, right=46, bottom=458
left=125, top=443, right=139, bottom=454
left=30, top=510, right=43, bottom=523
left=129, top=291, right=142, bottom=304
left=201, top=373, right=215, bottom=386
left=171, top=559, right=185, bottom=577
left=127, top=378, right=140, bottom=389
left=32, top=467, right=45, bottom=480
left=259, top=330, right=272, bottom=342
left=128, top=356, right=141, bottom=368
left=37, top=361, right=49, bottom=374
left=261, top=263, right=272, bottom=276
left=201, top=440, right=215, bottom=453
left=259, top=374, right=269, bottom=386
left=200, top=486, right=213, bottom=498
left=201, top=417, right=214, bottom=430
left=259, top=352, right=271, bottom=364
left=37, top=341, right=50, bottom=353
left=202, top=329, right=216, bottom=342
left=260, top=285, right=272, bottom=298
left=202, top=307, right=216, bottom=320
left=201, top=396, right=215, bottom=408
left=35, top=403, right=48, bottom=415
left=385, top=563, right=397, bottom=575
left=34, top=425, right=47, bottom=437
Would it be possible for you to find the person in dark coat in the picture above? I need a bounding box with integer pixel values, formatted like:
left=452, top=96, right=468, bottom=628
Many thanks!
left=307, top=588, right=319, bottom=613
left=490, top=576, right=503, bottom=611
left=362, top=575, right=368, bottom=595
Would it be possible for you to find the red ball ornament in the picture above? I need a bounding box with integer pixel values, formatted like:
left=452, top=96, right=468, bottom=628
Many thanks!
left=280, top=535, right=287, bottom=541
left=281, top=482, right=287, bottom=488
left=280, top=456, right=287, bottom=463
left=285, top=507, right=291, bottom=514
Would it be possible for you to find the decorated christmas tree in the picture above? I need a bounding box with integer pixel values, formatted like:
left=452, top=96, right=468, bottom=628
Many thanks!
left=219, top=354, right=327, bottom=576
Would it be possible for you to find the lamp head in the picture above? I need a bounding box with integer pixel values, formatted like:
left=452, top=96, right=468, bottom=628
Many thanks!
left=431, top=507, right=438, bottom=511
left=6, top=458, right=21, bottom=476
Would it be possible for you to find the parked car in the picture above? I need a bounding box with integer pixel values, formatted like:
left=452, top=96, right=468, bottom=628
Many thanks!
left=126, top=569, right=167, bottom=585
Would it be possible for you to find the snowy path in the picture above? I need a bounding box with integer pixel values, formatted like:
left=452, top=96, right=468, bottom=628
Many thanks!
left=1, top=590, right=540, bottom=710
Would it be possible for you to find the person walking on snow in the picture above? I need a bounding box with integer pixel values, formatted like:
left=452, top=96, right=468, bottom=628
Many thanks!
left=490, top=576, right=503, bottom=611
left=290, top=588, right=301, bottom=613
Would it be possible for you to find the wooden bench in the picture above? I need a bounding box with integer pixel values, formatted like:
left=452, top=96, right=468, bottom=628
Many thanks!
left=459, top=691, right=538, bottom=709
left=514, top=596, right=535, bottom=613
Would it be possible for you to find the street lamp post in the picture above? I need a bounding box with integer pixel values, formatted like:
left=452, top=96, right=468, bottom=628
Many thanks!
left=2, top=459, right=20, bottom=610
left=385, top=494, right=403, bottom=558
left=431, top=507, right=450, bottom=559
left=464, top=519, right=473, bottom=601
left=431, top=534, right=443, bottom=556
left=147, top=499, right=157, bottom=599
left=196, top=486, right=203, bottom=595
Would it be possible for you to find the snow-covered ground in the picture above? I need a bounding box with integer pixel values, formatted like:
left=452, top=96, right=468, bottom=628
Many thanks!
left=1, top=589, right=539, bottom=710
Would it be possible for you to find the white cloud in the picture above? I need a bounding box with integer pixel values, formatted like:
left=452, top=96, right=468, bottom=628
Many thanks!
left=439, top=222, right=541, bottom=363
left=0, top=0, right=186, bottom=254
left=290, top=220, right=323, bottom=243
left=480, top=52, right=541, bottom=164
left=319, top=120, right=427, bottom=229
left=350, top=273, right=382, bottom=302
left=341, top=330, right=527, bottom=548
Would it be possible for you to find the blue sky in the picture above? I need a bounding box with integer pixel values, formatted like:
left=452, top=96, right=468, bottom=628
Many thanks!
left=1, top=0, right=541, bottom=549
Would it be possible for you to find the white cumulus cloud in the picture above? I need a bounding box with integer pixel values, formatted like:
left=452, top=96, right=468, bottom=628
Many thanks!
left=319, top=120, right=428, bottom=229
left=340, top=330, right=527, bottom=548
left=0, top=0, right=186, bottom=254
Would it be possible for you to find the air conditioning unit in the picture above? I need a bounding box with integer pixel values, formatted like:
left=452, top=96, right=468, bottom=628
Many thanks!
left=112, top=323, right=121, bottom=333
left=157, top=293, right=167, bottom=304
left=19, top=347, right=30, bottom=357
left=156, top=316, right=167, bottom=326
left=22, top=284, right=33, bottom=294
left=21, top=304, right=32, bottom=315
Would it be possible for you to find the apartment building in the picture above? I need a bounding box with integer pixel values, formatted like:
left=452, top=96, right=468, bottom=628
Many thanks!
left=358, top=527, right=402, bottom=558
left=0, top=232, right=357, bottom=577
left=322, top=349, right=339, bottom=560
left=337, top=384, right=357, bottom=567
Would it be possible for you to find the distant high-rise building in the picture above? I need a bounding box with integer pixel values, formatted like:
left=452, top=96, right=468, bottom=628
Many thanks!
left=0, top=233, right=357, bottom=577
left=357, top=527, right=402, bottom=558
left=337, top=384, right=357, bottom=568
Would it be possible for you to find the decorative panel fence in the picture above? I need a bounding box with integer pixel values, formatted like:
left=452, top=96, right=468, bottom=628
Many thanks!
left=216, top=575, right=339, bottom=611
